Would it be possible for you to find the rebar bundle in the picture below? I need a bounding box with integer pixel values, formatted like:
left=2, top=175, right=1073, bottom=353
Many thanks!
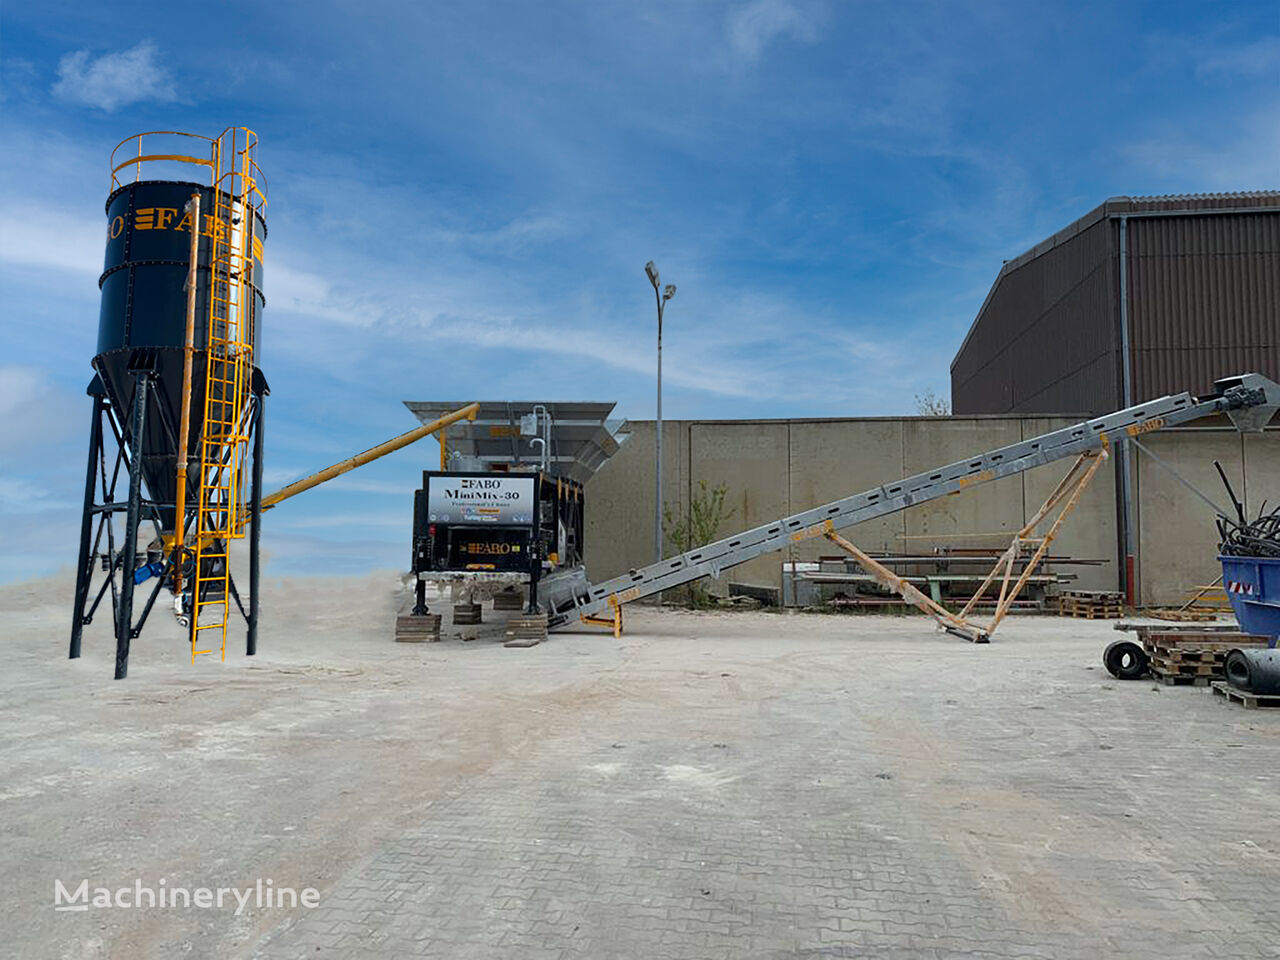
left=1215, top=460, right=1280, bottom=558
left=1219, top=506, right=1280, bottom=558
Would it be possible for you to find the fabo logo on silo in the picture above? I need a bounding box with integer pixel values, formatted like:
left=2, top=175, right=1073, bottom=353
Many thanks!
left=107, top=208, right=263, bottom=260
left=108, top=207, right=206, bottom=236
left=133, top=208, right=183, bottom=230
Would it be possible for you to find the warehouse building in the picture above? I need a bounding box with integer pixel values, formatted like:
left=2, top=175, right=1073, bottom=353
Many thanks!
left=946, top=192, right=1279, bottom=602
left=950, top=192, right=1280, bottom=416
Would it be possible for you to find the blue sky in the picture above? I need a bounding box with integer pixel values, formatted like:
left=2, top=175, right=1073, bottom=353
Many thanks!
left=2, top=0, right=1277, bottom=580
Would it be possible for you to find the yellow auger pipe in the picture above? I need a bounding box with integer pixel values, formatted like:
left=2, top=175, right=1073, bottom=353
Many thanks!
left=178, top=402, right=479, bottom=558
left=259, top=401, right=480, bottom=513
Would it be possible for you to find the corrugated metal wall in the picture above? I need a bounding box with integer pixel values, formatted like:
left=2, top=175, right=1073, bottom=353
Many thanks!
left=950, top=213, right=1118, bottom=414
left=1129, top=211, right=1280, bottom=402
left=952, top=194, right=1280, bottom=416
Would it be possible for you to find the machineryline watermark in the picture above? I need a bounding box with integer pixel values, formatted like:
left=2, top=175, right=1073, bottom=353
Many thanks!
left=54, top=878, right=320, bottom=916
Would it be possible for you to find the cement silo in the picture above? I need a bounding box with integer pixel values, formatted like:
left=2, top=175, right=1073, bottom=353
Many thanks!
left=71, top=129, right=268, bottom=678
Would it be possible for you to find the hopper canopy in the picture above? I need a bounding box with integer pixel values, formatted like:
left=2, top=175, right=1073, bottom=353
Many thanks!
left=403, top=401, right=623, bottom=485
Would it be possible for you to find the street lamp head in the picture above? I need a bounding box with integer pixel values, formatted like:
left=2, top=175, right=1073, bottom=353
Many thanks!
left=662, top=283, right=676, bottom=301
left=644, top=260, right=660, bottom=289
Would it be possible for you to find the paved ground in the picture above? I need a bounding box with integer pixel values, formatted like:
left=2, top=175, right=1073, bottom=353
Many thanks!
left=3, top=573, right=1278, bottom=959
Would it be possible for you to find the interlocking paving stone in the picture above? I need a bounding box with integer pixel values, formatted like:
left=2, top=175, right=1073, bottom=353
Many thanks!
left=247, top=615, right=1280, bottom=959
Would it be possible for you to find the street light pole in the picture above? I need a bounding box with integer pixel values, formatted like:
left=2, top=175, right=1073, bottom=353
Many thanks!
left=645, top=261, right=675, bottom=567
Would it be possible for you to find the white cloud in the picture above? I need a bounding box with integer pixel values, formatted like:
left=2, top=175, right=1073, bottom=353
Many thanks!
left=1124, top=102, right=1280, bottom=190
left=726, top=0, right=817, bottom=63
left=0, top=366, right=82, bottom=458
left=436, top=213, right=570, bottom=250
left=0, top=476, right=73, bottom=513
left=0, top=201, right=103, bottom=277
left=52, top=41, right=178, bottom=112
left=1195, top=36, right=1280, bottom=77
left=267, top=260, right=352, bottom=324
left=0, top=57, right=38, bottom=103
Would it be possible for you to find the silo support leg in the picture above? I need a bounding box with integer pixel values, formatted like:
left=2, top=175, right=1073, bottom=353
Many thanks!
left=70, top=395, right=105, bottom=660
left=115, top=374, right=149, bottom=680
left=247, top=390, right=265, bottom=656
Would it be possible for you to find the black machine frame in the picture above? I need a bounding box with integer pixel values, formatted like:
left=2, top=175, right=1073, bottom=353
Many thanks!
left=411, top=469, right=585, bottom=615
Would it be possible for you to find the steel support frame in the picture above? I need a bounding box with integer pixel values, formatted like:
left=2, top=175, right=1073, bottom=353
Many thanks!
left=69, top=375, right=264, bottom=678
left=954, top=447, right=1109, bottom=634
left=69, top=393, right=106, bottom=661
left=70, top=375, right=168, bottom=678
left=822, top=527, right=989, bottom=643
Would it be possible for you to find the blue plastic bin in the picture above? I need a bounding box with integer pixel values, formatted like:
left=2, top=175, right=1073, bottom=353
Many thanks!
left=1220, top=555, right=1280, bottom=647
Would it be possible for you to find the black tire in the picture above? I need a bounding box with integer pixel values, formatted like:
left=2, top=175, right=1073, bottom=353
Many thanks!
left=1103, top=639, right=1149, bottom=680
left=1225, top=648, right=1280, bottom=694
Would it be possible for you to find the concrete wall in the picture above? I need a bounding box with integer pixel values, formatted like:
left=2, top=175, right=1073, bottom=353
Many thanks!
left=1135, top=426, right=1280, bottom=606
left=585, top=416, right=1279, bottom=607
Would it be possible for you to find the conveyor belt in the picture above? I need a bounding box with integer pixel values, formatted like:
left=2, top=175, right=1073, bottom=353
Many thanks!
left=547, top=373, right=1279, bottom=626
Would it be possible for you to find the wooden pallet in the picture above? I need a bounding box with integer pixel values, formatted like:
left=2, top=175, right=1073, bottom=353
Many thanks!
left=1142, top=635, right=1269, bottom=655
left=493, top=590, right=525, bottom=611
left=1147, top=639, right=1246, bottom=653
left=1059, top=595, right=1124, bottom=619
left=1115, top=623, right=1245, bottom=635
left=394, top=613, right=442, bottom=643
left=1142, top=631, right=1269, bottom=682
left=1148, top=646, right=1225, bottom=662
left=1146, top=608, right=1222, bottom=622
left=504, top=613, right=548, bottom=648
left=1212, top=681, right=1280, bottom=709
left=1133, top=628, right=1267, bottom=644
left=1155, top=581, right=1234, bottom=620
left=1149, top=659, right=1220, bottom=677
left=1063, top=589, right=1124, bottom=601
left=1140, top=630, right=1272, bottom=685
left=1150, top=672, right=1213, bottom=687
left=453, top=603, right=482, bottom=625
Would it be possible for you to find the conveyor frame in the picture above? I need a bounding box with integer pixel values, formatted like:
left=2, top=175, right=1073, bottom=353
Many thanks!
left=547, top=373, right=1279, bottom=632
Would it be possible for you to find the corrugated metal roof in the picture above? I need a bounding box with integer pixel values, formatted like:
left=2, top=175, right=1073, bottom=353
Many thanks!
left=1121, top=190, right=1280, bottom=205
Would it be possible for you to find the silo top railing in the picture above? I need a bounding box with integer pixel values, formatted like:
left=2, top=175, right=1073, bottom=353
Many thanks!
left=109, top=128, right=267, bottom=211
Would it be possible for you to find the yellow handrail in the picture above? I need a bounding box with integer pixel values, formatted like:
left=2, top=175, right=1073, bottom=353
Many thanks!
left=109, top=131, right=216, bottom=189
left=108, top=128, right=268, bottom=208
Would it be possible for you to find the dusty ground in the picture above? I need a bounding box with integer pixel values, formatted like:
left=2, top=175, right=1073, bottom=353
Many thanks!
left=2, top=573, right=1277, bottom=959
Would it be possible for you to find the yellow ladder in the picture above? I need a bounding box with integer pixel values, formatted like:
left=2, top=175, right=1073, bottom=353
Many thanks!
left=191, top=130, right=261, bottom=661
